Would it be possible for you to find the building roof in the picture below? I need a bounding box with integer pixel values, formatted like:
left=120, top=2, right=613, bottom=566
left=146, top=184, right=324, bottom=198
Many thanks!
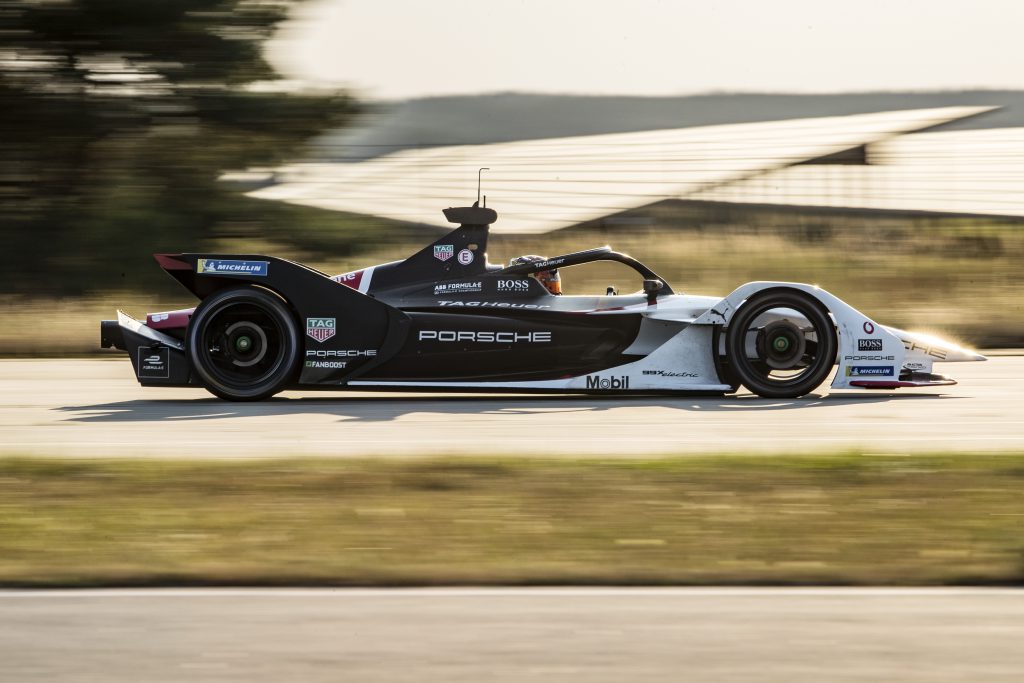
left=247, top=106, right=995, bottom=233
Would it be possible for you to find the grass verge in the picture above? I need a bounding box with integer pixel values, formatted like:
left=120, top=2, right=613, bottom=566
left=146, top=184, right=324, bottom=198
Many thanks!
left=2, top=452, right=1023, bottom=587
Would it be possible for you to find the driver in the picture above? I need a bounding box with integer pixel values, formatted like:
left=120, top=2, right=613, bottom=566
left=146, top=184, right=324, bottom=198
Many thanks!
left=508, top=254, right=561, bottom=295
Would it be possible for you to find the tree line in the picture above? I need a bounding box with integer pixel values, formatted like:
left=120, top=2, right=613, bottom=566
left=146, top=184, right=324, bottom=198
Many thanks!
left=0, top=0, right=356, bottom=295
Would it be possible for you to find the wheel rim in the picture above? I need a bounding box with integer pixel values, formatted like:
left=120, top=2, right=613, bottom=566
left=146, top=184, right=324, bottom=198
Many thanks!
left=199, top=301, right=286, bottom=387
left=735, top=301, right=832, bottom=393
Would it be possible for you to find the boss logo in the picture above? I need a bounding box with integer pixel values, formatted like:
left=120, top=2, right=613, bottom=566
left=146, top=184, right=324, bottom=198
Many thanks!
left=858, top=339, right=883, bottom=351
left=497, top=279, right=531, bottom=291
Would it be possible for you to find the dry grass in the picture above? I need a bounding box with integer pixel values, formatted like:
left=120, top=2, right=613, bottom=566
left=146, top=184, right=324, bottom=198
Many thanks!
left=2, top=453, right=1023, bottom=587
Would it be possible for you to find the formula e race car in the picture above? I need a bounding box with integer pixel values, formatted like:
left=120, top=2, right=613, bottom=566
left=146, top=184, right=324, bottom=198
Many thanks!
left=100, top=204, right=986, bottom=401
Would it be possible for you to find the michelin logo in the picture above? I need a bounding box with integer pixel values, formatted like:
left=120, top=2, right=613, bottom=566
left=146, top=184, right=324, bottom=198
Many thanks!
left=197, top=259, right=268, bottom=277
left=846, top=365, right=895, bottom=377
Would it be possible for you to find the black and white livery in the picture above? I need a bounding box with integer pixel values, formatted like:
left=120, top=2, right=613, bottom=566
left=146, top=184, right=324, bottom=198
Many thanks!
left=101, top=204, right=985, bottom=401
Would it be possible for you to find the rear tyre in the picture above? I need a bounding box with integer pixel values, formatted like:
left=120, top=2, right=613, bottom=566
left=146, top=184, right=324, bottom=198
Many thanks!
left=725, top=289, right=837, bottom=398
left=187, top=287, right=300, bottom=401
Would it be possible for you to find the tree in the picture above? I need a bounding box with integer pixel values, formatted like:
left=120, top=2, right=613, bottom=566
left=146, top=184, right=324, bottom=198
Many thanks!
left=0, top=0, right=356, bottom=294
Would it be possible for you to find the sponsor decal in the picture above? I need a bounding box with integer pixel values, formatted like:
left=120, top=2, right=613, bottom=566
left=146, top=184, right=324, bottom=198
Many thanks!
left=858, top=338, right=883, bottom=351
left=434, top=282, right=483, bottom=295
left=642, top=370, right=699, bottom=378
left=306, top=349, right=377, bottom=357
left=457, top=248, right=474, bottom=265
left=532, top=257, right=565, bottom=269
left=862, top=321, right=875, bottom=334
left=437, top=300, right=551, bottom=309
left=196, top=259, right=268, bottom=277
left=586, top=375, right=630, bottom=390
left=902, top=340, right=948, bottom=360
left=305, top=360, right=348, bottom=369
left=332, top=270, right=364, bottom=289
left=845, top=365, right=895, bottom=377
left=497, top=279, right=531, bottom=292
left=434, top=244, right=454, bottom=262
left=903, top=361, right=928, bottom=371
left=146, top=309, right=193, bottom=329
left=306, top=317, right=336, bottom=343
left=844, top=355, right=896, bottom=362
left=137, top=347, right=169, bottom=379
left=418, top=330, right=552, bottom=343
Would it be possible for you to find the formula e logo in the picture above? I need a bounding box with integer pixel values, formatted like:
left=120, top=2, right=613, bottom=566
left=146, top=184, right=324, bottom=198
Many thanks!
left=497, top=279, right=531, bottom=292
left=196, top=259, right=268, bottom=277
left=137, top=347, right=169, bottom=379
left=434, top=244, right=454, bottom=262
left=586, top=375, right=629, bottom=390
left=306, top=317, right=336, bottom=343
left=857, top=339, right=883, bottom=351
left=845, top=365, right=894, bottom=377
left=457, top=249, right=474, bottom=265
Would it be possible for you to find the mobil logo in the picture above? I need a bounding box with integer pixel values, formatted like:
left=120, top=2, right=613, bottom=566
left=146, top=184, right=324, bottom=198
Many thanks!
left=586, top=375, right=630, bottom=390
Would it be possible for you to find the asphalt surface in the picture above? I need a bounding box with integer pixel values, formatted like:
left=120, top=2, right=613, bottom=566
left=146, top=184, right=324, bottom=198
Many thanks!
left=1, top=356, right=1022, bottom=457
left=1, top=588, right=1022, bottom=682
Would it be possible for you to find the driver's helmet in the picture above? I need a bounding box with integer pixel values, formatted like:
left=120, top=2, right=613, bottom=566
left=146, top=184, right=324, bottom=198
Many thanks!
left=508, top=255, right=561, bottom=295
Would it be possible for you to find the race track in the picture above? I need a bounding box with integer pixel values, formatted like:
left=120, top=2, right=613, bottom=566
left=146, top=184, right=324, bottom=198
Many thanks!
left=2, top=588, right=1023, bottom=682
left=1, top=356, right=1022, bottom=457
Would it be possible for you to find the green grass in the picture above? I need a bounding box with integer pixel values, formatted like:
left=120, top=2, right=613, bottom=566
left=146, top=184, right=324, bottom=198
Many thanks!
left=2, top=452, right=1023, bottom=587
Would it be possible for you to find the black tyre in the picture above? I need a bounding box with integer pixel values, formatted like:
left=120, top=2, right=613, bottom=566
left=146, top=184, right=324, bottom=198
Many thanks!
left=187, top=287, right=300, bottom=401
left=725, top=289, right=838, bottom=398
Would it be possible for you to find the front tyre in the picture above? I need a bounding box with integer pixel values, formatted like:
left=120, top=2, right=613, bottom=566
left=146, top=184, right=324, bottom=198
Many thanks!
left=187, top=287, right=300, bottom=401
left=725, top=289, right=838, bottom=399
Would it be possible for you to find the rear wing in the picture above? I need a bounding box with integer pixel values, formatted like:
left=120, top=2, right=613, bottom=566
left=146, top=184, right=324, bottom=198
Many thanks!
left=152, top=252, right=412, bottom=383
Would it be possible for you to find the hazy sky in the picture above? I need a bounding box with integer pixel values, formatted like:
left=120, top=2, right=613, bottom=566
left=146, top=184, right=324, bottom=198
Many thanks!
left=267, top=0, right=1024, bottom=100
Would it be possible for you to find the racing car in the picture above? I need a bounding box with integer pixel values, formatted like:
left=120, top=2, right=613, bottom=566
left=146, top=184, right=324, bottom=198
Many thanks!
left=100, top=203, right=985, bottom=401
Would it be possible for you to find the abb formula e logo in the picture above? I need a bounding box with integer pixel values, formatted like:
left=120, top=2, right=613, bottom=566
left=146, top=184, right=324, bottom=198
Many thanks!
left=418, top=330, right=552, bottom=343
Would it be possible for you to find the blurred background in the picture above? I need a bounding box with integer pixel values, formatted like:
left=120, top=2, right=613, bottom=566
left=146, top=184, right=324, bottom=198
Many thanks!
left=4, top=7, right=1024, bottom=676
left=2, top=0, right=1023, bottom=353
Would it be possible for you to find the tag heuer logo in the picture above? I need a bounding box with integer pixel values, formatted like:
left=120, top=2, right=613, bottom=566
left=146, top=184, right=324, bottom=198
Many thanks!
left=434, top=244, right=454, bottom=262
left=306, top=317, right=336, bottom=343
